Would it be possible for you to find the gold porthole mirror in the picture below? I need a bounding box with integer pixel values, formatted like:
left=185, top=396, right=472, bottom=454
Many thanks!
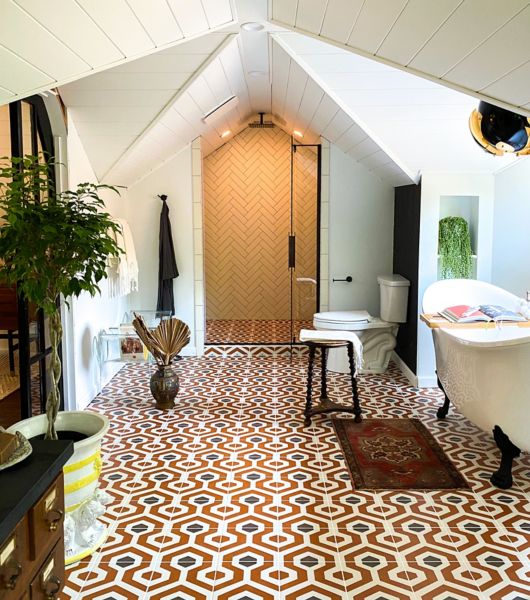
left=469, top=101, right=530, bottom=156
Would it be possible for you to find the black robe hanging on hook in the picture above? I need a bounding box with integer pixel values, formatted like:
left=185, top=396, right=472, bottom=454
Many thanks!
left=156, top=195, right=179, bottom=315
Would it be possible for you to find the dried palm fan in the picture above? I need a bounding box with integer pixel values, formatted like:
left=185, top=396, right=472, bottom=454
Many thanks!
left=132, top=313, right=190, bottom=366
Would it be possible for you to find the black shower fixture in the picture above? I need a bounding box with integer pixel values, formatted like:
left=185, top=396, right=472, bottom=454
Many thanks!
left=469, top=101, right=530, bottom=156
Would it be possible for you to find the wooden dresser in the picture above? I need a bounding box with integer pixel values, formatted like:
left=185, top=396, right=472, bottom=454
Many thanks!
left=0, top=440, right=73, bottom=599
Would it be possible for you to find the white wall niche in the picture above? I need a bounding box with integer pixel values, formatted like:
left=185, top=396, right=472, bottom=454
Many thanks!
left=417, top=172, right=495, bottom=387
left=438, top=195, right=479, bottom=280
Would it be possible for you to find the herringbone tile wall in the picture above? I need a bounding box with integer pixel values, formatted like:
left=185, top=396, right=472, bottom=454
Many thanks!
left=293, top=145, right=318, bottom=320
left=204, top=127, right=302, bottom=321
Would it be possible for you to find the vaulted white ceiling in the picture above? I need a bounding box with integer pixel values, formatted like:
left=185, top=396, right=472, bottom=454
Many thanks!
left=59, top=33, right=235, bottom=179
left=1, top=0, right=528, bottom=186
left=0, top=0, right=236, bottom=106
left=271, top=38, right=412, bottom=186
left=276, top=33, right=516, bottom=178
left=270, top=0, right=530, bottom=117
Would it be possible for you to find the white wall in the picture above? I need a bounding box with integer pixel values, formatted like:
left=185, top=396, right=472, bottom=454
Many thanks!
left=328, top=143, right=394, bottom=316
left=126, top=146, right=196, bottom=354
left=492, top=158, right=530, bottom=297
left=66, top=119, right=129, bottom=410
left=417, top=172, right=495, bottom=387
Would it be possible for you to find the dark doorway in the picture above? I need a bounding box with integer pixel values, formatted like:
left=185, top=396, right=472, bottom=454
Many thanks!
left=0, top=96, right=62, bottom=427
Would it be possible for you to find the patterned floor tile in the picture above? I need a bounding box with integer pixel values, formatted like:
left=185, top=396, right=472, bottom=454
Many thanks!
left=61, top=357, right=530, bottom=600
left=279, top=553, right=347, bottom=600
left=146, top=557, right=216, bottom=600
left=341, top=559, right=415, bottom=600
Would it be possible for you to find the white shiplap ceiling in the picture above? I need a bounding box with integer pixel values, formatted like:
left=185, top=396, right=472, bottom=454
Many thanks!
left=107, top=35, right=259, bottom=185
left=276, top=32, right=516, bottom=177
left=271, top=38, right=412, bottom=186
left=2, top=0, right=527, bottom=185
left=0, top=0, right=236, bottom=106
left=270, top=0, right=530, bottom=117
left=107, top=35, right=412, bottom=187
left=60, top=33, right=234, bottom=179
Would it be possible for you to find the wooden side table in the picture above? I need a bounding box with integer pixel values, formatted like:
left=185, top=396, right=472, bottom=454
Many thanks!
left=303, top=339, right=362, bottom=426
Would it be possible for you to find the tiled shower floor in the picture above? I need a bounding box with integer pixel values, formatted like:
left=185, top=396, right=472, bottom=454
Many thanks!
left=61, top=357, right=530, bottom=600
left=205, top=320, right=313, bottom=344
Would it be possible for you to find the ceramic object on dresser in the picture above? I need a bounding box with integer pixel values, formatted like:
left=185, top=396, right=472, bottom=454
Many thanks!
left=313, top=274, right=410, bottom=374
left=7, top=410, right=110, bottom=564
left=423, top=278, right=530, bottom=488
left=150, top=364, right=180, bottom=410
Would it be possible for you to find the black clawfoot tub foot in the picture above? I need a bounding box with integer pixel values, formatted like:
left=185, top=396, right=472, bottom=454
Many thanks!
left=436, top=376, right=450, bottom=419
left=490, top=425, right=521, bottom=489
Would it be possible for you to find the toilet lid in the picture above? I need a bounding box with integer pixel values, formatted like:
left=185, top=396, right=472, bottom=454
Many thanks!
left=314, top=310, right=371, bottom=325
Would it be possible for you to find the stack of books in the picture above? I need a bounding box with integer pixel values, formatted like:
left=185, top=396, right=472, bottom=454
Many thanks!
left=439, top=304, right=526, bottom=323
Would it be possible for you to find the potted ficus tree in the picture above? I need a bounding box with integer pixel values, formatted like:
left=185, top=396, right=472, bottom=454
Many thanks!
left=0, top=154, right=122, bottom=563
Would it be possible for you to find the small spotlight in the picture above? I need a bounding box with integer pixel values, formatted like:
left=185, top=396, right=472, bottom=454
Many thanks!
left=293, top=130, right=304, bottom=139
left=221, top=130, right=231, bottom=138
left=241, top=22, right=264, bottom=31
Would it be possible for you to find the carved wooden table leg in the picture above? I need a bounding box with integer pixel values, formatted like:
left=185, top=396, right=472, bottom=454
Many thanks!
left=320, top=345, right=329, bottom=401
left=302, top=339, right=363, bottom=426
left=304, top=343, right=316, bottom=426
left=347, top=341, right=362, bottom=423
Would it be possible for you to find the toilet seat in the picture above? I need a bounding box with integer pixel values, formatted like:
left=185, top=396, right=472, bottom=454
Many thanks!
left=314, top=310, right=370, bottom=326
left=313, top=310, right=391, bottom=331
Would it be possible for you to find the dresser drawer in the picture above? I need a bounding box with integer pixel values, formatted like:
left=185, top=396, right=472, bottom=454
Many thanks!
left=0, top=517, right=28, bottom=600
left=28, top=475, right=64, bottom=562
left=29, top=539, right=64, bottom=600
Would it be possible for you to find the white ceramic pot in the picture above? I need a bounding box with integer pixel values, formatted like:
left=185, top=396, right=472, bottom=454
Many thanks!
left=8, top=411, right=111, bottom=565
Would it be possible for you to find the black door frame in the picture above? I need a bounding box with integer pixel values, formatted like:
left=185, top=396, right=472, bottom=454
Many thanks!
left=289, top=141, right=322, bottom=346
left=8, top=96, right=63, bottom=419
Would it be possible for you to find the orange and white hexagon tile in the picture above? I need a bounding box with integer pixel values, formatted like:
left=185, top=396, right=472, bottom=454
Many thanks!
left=61, top=356, right=530, bottom=600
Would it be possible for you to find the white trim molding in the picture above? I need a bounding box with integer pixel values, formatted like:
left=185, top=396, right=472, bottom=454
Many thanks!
left=191, top=137, right=205, bottom=356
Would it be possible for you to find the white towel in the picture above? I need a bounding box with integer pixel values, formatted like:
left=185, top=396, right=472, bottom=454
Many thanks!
left=118, top=218, right=139, bottom=293
left=107, top=218, right=139, bottom=297
left=299, top=328, right=363, bottom=370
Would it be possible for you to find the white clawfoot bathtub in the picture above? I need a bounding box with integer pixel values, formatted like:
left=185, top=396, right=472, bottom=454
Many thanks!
left=423, top=279, right=529, bottom=488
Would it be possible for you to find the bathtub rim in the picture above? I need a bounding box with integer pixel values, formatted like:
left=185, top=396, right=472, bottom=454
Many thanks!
left=436, top=325, right=530, bottom=348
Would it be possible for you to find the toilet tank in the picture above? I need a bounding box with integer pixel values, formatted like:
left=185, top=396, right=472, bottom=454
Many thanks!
left=377, top=274, right=410, bottom=323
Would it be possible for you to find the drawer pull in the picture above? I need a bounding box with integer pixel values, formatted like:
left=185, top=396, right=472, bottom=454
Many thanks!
left=46, top=509, right=64, bottom=532
left=3, top=556, right=21, bottom=590
left=43, top=574, right=61, bottom=599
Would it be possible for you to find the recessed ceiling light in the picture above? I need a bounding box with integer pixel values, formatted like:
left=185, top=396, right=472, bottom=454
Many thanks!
left=248, top=70, right=267, bottom=77
left=241, top=22, right=264, bottom=31
left=221, top=130, right=231, bottom=138
left=293, top=130, right=304, bottom=138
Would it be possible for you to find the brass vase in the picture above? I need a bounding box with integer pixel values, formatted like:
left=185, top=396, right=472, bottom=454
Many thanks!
left=150, top=364, right=179, bottom=410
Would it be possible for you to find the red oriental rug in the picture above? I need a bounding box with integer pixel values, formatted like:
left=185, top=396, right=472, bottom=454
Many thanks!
left=332, top=418, right=470, bottom=490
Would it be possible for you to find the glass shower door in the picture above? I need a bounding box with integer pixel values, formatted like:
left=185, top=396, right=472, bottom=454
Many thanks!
left=290, top=143, right=320, bottom=343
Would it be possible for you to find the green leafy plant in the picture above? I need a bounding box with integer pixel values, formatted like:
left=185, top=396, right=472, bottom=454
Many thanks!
left=0, top=154, right=122, bottom=439
left=438, top=216, right=473, bottom=279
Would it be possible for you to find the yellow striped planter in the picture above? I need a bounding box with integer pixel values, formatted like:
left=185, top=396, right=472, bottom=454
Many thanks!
left=8, top=411, right=110, bottom=565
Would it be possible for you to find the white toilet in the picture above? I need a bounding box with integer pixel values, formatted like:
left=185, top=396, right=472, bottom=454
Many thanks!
left=313, top=274, right=410, bottom=374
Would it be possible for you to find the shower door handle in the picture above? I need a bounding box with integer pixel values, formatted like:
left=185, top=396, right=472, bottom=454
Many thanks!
left=288, top=235, right=296, bottom=269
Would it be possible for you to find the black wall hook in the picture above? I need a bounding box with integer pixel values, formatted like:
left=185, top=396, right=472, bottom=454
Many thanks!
left=158, top=194, right=168, bottom=202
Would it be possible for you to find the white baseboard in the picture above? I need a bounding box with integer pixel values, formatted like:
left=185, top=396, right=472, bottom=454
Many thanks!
left=392, top=351, right=417, bottom=387
left=181, top=346, right=197, bottom=357
left=417, top=374, right=438, bottom=388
